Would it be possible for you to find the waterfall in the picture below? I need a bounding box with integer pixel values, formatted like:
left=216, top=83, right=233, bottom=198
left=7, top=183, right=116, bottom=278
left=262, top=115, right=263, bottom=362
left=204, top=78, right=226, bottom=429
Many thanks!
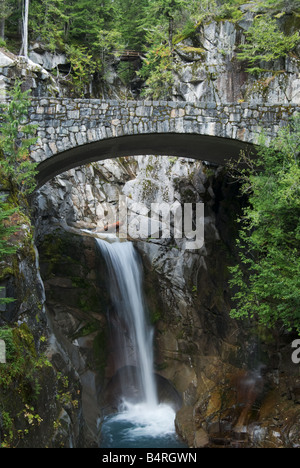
left=97, top=237, right=186, bottom=448
left=96, top=238, right=157, bottom=408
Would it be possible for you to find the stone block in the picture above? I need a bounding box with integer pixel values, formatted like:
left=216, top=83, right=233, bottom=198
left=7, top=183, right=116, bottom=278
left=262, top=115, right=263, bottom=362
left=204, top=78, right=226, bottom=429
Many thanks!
left=0, top=52, right=14, bottom=68
left=49, top=141, right=58, bottom=154
left=28, top=97, right=300, bottom=184
left=80, top=107, right=92, bottom=117
left=67, top=110, right=80, bottom=119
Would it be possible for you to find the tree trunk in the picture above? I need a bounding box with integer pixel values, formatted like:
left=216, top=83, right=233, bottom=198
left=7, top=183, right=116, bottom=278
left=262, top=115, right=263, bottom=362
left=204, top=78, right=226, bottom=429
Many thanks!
left=20, top=0, right=29, bottom=58
left=168, top=15, right=174, bottom=51
left=0, top=18, right=5, bottom=41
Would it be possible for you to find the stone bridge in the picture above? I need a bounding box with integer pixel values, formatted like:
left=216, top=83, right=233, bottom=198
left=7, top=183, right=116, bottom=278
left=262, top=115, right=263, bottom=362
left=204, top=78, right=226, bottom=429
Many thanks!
left=28, top=98, right=299, bottom=187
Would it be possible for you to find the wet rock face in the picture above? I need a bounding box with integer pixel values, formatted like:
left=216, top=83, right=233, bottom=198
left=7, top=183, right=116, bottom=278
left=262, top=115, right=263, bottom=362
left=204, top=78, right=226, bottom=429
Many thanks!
left=172, top=17, right=300, bottom=105
left=34, top=155, right=245, bottom=443
left=102, top=366, right=182, bottom=414
left=36, top=228, right=111, bottom=446
left=0, top=48, right=60, bottom=99
left=34, top=152, right=300, bottom=448
left=23, top=11, right=300, bottom=448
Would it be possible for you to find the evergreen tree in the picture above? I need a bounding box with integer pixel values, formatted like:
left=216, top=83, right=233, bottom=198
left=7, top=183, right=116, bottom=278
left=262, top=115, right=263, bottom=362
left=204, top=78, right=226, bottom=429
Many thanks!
left=30, top=0, right=69, bottom=51
left=144, top=0, right=186, bottom=48
left=136, top=0, right=188, bottom=98
left=0, top=80, right=38, bottom=196
left=67, top=0, right=113, bottom=44
left=112, top=0, right=149, bottom=50
left=237, top=15, right=299, bottom=74
left=0, top=0, right=14, bottom=41
left=228, top=114, right=300, bottom=334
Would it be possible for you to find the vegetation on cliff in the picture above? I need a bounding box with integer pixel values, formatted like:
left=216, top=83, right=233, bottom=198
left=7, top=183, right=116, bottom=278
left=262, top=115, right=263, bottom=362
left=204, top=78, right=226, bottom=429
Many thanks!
left=0, top=0, right=299, bottom=448
left=0, top=0, right=299, bottom=97
left=0, top=80, right=38, bottom=196
left=0, top=80, right=38, bottom=303
left=228, top=114, right=300, bottom=335
left=237, top=14, right=300, bottom=74
left=0, top=82, right=57, bottom=448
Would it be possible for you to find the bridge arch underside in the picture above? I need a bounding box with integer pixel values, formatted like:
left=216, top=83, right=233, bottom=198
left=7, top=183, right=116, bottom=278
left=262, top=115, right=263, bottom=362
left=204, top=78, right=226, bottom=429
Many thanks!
left=36, top=132, right=254, bottom=188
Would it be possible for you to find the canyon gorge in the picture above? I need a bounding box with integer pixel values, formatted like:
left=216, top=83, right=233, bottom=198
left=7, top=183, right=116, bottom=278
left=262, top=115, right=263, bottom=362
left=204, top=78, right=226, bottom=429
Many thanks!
left=0, top=7, right=300, bottom=448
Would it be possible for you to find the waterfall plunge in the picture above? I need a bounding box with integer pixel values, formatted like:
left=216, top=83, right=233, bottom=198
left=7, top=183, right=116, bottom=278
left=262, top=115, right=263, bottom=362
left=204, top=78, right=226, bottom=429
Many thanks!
left=97, top=238, right=186, bottom=448
left=97, top=239, right=157, bottom=408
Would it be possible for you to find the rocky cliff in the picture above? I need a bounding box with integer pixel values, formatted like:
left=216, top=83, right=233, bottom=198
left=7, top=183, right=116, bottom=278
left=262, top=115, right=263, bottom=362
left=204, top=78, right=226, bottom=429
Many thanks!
left=33, top=152, right=300, bottom=448
left=1, top=8, right=299, bottom=104
left=1, top=12, right=300, bottom=448
left=172, top=15, right=300, bottom=105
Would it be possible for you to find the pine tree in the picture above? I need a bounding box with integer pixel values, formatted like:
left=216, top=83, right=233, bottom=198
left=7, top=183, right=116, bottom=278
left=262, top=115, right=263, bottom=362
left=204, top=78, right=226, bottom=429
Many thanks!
left=112, top=0, right=149, bottom=50
left=30, top=0, right=70, bottom=51
left=228, top=114, right=300, bottom=334
left=237, top=15, right=299, bottom=74
left=0, top=80, right=38, bottom=196
left=67, top=0, right=113, bottom=44
left=0, top=0, right=14, bottom=42
left=141, top=0, right=186, bottom=48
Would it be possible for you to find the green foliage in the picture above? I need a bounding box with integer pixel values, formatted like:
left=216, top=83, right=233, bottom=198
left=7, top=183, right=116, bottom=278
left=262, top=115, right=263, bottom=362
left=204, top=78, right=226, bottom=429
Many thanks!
left=112, top=0, right=149, bottom=50
left=0, top=81, right=39, bottom=307
left=29, top=0, right=70, bottom=51
left=216, top=1, right=244, bottom=21
left=237, top=15, right=299, bottom=74
left=3, top=0, right=300, bottom=96
left=94, top=28, right=123, bottom=61
left=65, top=44, right=100, bottom=97
left=0, top=80, right=38, bottom=196
left=141, top=0, right=186, bottom=46
left=55, top=373, right=79, bottom=409
left=0, top=196, right=17, bottom=257
left=0, top=0, right=13, bottom=21
left=0, top=196, right=17, bottom=306
left=0, top=0, right=13, bottom=42
left=65, top=0, right=112, bottom=44
left=137, top=0, right=196, bottom=98
left=228, top=114, right=300, bottom=334
left=252, top=0, right=300, bottom=14
left=0, top=326, right=15, bottom=359
left=138, top=43, right=174, bottom=99
left=0, top=323, right=52, bottom=447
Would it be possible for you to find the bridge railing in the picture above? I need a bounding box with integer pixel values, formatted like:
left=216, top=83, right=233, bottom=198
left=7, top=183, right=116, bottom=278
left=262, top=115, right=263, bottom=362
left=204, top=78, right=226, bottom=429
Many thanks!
left=114, top=50, right=144, bottom=61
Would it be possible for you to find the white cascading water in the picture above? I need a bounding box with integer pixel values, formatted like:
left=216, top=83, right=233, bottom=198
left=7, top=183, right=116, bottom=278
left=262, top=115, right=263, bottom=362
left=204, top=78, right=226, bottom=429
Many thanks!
left=97, top=238, right=184, bottom=448
left=96, top=238, right=157, bottom=407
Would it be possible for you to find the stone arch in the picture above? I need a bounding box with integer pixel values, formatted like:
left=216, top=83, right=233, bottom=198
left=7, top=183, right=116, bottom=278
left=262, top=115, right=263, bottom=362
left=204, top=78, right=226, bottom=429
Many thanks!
left=35, top=132, right=253, bottom=188
left=29, top=98, right=298, bottom=187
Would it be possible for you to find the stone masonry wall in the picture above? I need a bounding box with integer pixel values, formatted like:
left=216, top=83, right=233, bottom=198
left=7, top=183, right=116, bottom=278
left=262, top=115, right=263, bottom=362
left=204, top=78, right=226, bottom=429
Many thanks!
left=29, top=98, right=299, bottom=167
